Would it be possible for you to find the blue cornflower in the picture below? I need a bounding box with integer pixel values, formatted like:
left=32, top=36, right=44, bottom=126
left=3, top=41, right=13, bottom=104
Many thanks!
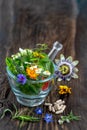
left=34, top=107, right=43, bottom=115
left=17, top=74, right=27, bottom=85
left=44, top=113, right=53, bottom=123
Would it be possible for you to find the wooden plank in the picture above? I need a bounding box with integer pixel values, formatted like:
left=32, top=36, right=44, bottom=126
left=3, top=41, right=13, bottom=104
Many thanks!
left=0, top=0, right=87, bottom=130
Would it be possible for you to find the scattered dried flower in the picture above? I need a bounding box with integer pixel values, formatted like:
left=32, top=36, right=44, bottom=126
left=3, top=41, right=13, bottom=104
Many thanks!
left=58, top=85, right=71, bottom=95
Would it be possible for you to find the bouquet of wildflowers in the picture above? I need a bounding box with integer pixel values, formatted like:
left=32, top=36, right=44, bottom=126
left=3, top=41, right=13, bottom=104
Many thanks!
left=6, top=44, right=54, bottom=95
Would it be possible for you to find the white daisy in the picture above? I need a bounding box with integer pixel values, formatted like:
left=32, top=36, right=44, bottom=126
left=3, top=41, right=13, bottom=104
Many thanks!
left=55, top=54, right=79, bottom=81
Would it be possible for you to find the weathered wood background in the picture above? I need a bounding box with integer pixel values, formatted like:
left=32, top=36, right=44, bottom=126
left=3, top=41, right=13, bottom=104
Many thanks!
left=0, top=0, right=87, bottom=130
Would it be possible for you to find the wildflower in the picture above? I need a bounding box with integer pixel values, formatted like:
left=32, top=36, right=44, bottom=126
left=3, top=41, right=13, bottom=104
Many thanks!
left=19, top=48, right=32, bottom=55
left=55, top=54, right=79, bottom=81
left=44, top=113, right=53, bottom=123
left=43, top=71, right=51, bottom=76
left=33, top=52, right=44, bottom=58
left=58, top=85, right=71, bottom=95
left=29, top=65, right=37, bottom=70
left=34, top=107, right=43, bottom=115
left=26, top=67, right=39, bottom=79
left=42, top=82, right=49, bottom=91
left=35, top=68, right=43, bottom=74
left=17, top=74, right=27, bottom=85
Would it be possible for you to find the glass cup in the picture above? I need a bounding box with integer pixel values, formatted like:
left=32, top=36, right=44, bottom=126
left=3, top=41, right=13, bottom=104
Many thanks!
left=6, top=67, right=55, bottom=107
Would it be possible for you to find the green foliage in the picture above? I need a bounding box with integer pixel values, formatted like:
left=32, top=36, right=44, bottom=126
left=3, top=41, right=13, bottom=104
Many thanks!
left=18, top=82, right=43, bottom=95
left=6, top=44, right=54, bottom=95
left=0, top=104, right=40, bottom=128
left=58, top=110, right=81, bottom=125
left=35, top=43, right=48, bottom=52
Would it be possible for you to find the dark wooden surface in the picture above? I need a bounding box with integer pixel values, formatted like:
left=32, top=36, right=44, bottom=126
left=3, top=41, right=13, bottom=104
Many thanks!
left=0, top=1, right=87, bottom=130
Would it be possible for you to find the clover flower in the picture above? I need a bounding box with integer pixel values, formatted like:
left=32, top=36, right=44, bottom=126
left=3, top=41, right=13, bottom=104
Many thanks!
left=58, top=85, right=71, bottom=95
left=17, top=74, right=27, bottom=85
left=34, top=107, right=43, bottom=115
left=44, top=113, right=53, bottom=123
left=55, top=54, right=79, bottom=81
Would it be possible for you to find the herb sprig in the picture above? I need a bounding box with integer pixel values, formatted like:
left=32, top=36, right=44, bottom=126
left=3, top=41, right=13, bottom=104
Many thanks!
left=0, top=104, right=40, bottom=127
left=58, top=111, right=81, bottom=125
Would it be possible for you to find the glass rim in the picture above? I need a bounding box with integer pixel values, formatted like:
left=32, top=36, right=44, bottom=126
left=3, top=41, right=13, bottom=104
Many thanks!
left=6, top=67, right=54, bottom=83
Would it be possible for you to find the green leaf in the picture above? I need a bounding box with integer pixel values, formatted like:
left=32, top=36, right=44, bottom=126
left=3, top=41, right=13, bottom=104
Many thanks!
left=46, top=61, right=54, bottom=74
left=18, top=82, right=43, bottom=95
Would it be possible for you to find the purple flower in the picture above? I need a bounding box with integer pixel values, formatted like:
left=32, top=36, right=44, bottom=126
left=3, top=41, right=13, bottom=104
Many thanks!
left=34, top=107, right=43, bottom=115
left=17, top=74, right=27, bottom=85
left=44, top=113, right=53, bottom=123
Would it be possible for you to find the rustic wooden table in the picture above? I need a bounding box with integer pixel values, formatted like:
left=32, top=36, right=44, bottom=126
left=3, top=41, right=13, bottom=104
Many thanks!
left=0, top=1, right=87, bottom=130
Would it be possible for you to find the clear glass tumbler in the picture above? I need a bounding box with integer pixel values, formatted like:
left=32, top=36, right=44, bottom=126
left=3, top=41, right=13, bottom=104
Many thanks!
left=6, top=67, right=55, bottom=107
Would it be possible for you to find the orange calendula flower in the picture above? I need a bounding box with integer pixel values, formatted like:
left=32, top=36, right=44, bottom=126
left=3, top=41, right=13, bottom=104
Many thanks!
left=26, top=67, right=39, bottom=79
left=58, top=85, right=71, bottom=95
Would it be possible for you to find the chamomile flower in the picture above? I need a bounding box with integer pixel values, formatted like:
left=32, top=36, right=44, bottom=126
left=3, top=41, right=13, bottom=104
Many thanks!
left=43, top=71, right=51, bottom=76
left=55, top=54, right=79, bottom=81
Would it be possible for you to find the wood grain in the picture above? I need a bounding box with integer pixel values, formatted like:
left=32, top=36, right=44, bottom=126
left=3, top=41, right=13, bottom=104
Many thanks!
left=0, top=0, right=87, bottom=130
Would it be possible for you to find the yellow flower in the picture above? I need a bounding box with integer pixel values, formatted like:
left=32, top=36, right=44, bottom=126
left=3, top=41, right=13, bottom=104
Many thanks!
left=26, top=67, right=38, bottom=79
left=33, top=52, right=45, bottom=58
left=58, top=85, right=71, bottom=95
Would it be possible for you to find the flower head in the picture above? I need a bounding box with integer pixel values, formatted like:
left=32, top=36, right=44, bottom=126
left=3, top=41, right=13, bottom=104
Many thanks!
left=44, top=113, right=53, bottom=123
left=33, top=51, right=45, bottom=58
left=26, top=67, right=39, bottom=79
left=58, top=85, right=71, bottom=95
left=55, top=54, right=79, bottom=81
left=17, top=74, right=27, bottom=85
left=34, top=107, right=43, bottom=115
left=43, top=70, right=51, bottom=76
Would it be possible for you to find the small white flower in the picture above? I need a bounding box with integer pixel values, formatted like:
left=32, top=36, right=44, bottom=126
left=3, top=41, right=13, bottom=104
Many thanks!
left=58, top=119, right=64, bottom=125
left=30, top=65, right=37, bottom=70
left=43, top=71, right=51, bottom=76
left=35, top=68, right=43, bottom=74
left=19, top=48, right=27, bottom=55
left=17, top=52, right=21, bottom=57
left=19, top=48, right=24, bottom=52
left=24, top=62, right=31, bottom=64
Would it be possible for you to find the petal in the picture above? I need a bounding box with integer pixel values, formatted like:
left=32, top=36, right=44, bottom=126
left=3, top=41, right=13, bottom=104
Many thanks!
left=60, top=54, right=65, bottom=61
left=55, top=59, right=59, bottom=64
left=66, top=56, right=73, bottom=62
left=57, top=78, right=62, bottom=81
left=72, top=60, right=79, bottom=66
left=66, top=77, right=71, bottom=81
left=72, top=73, right=78, bottom=78
left=74, top=67, right=79, bottom=72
